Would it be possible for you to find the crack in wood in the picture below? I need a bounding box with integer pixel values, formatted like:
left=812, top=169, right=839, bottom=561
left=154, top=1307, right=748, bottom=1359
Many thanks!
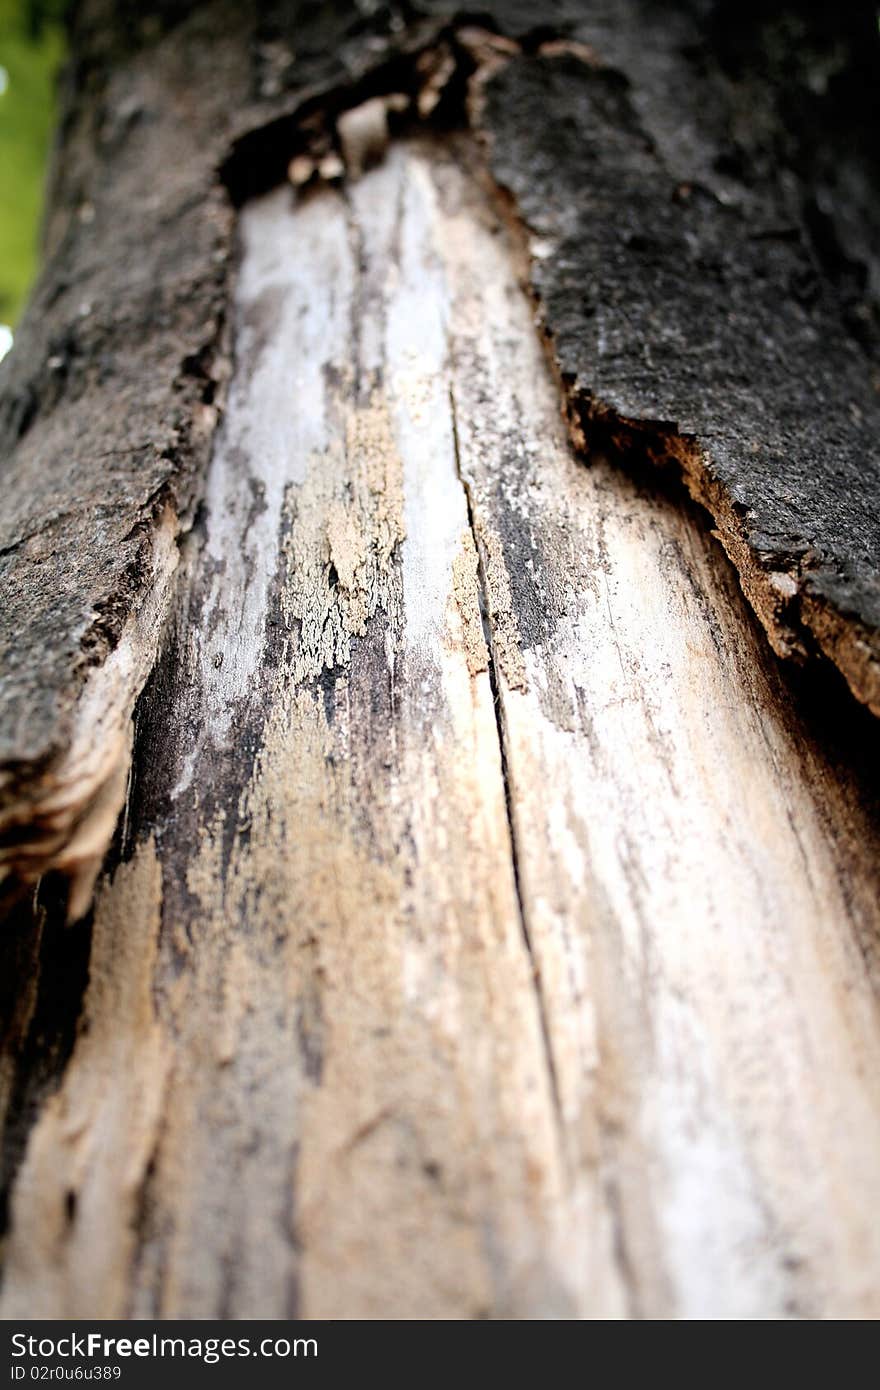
left=3, top=115, right=880, bottom=1317
left=4, top=6, right=880, bottom=914
left=448, top=378, right=567, bottom=1158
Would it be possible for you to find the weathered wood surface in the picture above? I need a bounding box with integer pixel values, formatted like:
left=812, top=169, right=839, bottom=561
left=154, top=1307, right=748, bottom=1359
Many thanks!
left=2, top=141, right=880, bottom=1319
left=2, top=1, right=880, bottom=904
left=482, top=26, right=880, bottom=714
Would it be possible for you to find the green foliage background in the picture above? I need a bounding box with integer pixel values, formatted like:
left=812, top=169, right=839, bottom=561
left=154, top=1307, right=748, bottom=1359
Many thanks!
left=0, top=0, right=65, bottom=327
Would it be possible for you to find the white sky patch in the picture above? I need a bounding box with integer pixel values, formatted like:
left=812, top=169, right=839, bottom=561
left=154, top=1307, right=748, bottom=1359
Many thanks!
left=0, top=325, right=13, bottom=363
left=0, top=66, right=8, bottom=97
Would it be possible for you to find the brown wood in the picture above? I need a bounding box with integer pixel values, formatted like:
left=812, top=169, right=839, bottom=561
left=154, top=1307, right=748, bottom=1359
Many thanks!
left=3, top=2, right=880, bottom=915
left=3, top=140, right=880, bottom=1318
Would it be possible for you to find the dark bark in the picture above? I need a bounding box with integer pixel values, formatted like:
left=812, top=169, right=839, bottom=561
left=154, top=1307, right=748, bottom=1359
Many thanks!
left=1, top=0, right=879, bottom=880
left=482, top=5, right=880, bottom=710
left=2, top=1, right=880, bottom=1320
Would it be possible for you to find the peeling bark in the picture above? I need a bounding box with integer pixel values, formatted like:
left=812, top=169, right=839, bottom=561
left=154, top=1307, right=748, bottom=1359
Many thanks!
left=2, top=0, right=880, bottom=1320
left=478, top=29, right=880, bottom=713
left=2, top=1, right=880, bottom=902
left=2, top=131, right=880, bottom=1320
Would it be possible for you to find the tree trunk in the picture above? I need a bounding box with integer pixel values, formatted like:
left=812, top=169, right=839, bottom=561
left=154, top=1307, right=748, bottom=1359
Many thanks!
left=2, top=0, right=880, bottom=1319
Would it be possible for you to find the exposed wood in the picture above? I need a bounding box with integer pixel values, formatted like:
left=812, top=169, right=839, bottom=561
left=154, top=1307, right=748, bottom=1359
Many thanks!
left=2, top=1, right=880, bottom=906
left=3, top=141, right=880, bottom=1319
left=480, top=25, right=880, bottom=714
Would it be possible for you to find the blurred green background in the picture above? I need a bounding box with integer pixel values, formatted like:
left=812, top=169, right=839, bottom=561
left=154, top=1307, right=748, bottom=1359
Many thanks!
left=0, top=0, right=66, bottom=355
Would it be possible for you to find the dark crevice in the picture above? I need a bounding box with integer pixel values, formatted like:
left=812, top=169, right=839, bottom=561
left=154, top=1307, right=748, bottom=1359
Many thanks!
left=601, top=1169, right=642, bottom=1319
left=220, top=20, right=469, bottom=206
left=566, top=396, right=856, bottom=694
left=485, top=140, right=872, bottom=712
left=10, top=8, right=880, bottom=923
left=0, top=879, right=92, bottom=1258
left=448, top=381, right=567, bottom=1157
left=478, top=146, right=830, bottom=681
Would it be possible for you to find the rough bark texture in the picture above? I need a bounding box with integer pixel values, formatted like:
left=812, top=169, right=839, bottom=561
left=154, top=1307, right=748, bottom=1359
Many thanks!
left=2, top=0, right=880, bottom=1320
left=3, top=137, right=880, bottom=1319
left=481, top=22, right=880, bottom=709
left=2, top=0, right=880, bottom=904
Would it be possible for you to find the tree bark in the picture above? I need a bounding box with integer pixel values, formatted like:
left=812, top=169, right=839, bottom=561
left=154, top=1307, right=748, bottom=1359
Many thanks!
left=2, top=0, right=880, bottom=1319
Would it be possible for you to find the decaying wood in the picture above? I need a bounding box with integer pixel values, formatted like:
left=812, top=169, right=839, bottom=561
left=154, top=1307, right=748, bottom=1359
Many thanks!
left=2, top=140, right=880, bottom=1319
left=2, top=1, right=880, bottom=904
left=480, top=30, right=880, bottom=714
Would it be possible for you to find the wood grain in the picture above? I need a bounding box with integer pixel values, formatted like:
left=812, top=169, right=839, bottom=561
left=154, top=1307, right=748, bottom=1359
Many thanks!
left=4, top=2, right=880, bottom=908
left=2, top=139, right=880, bottom=1320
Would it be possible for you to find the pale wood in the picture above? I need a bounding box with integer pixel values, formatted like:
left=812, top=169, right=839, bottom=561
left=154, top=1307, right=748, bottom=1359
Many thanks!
left=2, top=140, right=880, bottom=1320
